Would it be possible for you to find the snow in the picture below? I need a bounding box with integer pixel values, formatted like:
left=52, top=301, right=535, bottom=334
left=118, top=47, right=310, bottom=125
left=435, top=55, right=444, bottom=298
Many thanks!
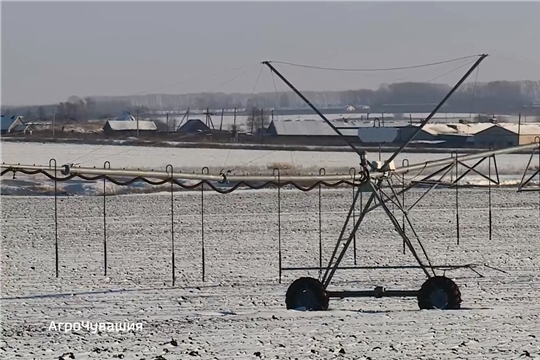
left=1, top=141, right=540, bottom=358
left=2, top=187, right=540, bottom=359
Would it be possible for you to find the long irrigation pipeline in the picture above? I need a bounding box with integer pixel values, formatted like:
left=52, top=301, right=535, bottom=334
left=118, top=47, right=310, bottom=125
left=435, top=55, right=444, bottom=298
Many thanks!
left=1, top=161, right=369, bottom=282
left=2, top=140, right=539, bottom=284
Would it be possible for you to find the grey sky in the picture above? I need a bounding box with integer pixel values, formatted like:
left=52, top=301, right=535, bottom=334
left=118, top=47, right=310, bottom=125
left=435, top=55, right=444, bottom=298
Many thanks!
left=2, top=1, right=540, bottom=106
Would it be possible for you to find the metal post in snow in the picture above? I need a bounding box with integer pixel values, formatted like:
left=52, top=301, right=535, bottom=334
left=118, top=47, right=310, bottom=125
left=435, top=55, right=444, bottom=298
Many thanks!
left=103, top=161, right=110, bottom=276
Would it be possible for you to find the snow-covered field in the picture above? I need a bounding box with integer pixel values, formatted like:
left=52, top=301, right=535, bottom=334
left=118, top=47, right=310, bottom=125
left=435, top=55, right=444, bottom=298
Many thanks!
left=2, top=186, right=540, bottom=359
left=1, top=142, right=536, bottom=173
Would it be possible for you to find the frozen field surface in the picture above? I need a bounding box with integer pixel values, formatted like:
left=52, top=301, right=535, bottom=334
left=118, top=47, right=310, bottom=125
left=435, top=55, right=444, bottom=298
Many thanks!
left=1, top=188, right=540, bottom=359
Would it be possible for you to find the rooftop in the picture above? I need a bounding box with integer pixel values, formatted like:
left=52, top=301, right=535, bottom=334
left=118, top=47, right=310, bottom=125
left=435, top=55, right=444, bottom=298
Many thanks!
left=105, top=120, right=157, bottom=131
left=1, top=115, right=24, bottom=131
left=496, top=123, right=540, bottom=135
left=269, top=119, right=372, bottom=137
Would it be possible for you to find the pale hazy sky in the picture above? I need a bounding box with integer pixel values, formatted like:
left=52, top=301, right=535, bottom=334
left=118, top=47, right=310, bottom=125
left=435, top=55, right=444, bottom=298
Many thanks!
left=2, top=1, right=540, bottom=106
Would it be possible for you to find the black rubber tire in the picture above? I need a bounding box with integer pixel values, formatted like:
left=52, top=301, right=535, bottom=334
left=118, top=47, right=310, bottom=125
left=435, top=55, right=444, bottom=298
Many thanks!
left=417, top=276, right=462, bottom=310
left=285, top=277, right=329, bottom=311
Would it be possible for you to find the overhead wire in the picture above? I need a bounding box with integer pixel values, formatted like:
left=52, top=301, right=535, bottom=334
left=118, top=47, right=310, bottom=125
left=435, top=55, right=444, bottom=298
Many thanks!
left=424, top=58, right=477, bottom=83
left=219, top=64, right=265, bottom=174
left=269, top=68, right=297, bottom=169
left=267, top=55, right=482, bottom=73
left=127, top=62, right=260, bottom=97
left=251, top=66, right=264, bottom=94
left=206, top=64, right=259, bottom=93
left=468, top=66, right=481, bottom=120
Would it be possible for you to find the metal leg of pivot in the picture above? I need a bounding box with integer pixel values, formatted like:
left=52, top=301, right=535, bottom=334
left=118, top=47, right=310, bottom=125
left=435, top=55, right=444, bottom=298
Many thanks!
left=321, top=182, right=379, bottom=288
left=378, top=181, right=437, bottom=277
left=368, top=181, right=432, bottom=279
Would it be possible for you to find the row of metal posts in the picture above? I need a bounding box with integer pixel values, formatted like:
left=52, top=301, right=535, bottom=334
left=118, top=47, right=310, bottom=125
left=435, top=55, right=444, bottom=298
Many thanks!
left=43, top=152, right=539, bottom=283
left=48, top=160, right=361, bottom=284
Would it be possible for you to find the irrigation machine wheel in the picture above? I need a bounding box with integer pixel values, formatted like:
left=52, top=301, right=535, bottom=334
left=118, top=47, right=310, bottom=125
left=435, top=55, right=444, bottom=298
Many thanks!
left=285, top=277, right=329, bottom=311
left=417, top=276, right=462, bottom=310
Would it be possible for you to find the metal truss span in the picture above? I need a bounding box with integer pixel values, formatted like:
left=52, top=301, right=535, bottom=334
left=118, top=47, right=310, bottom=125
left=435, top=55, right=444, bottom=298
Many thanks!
left=1, top=141, right=538, bottom=194
left=0, top=162, right=371, bottom=193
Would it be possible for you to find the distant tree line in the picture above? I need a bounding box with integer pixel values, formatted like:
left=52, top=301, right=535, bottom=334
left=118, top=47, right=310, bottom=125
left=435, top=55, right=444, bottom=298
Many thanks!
left=2, top=80, right=539, bottom=123
left=1, top=96, right=150, bottom=124
left=92, top=80, right=540, bottom=115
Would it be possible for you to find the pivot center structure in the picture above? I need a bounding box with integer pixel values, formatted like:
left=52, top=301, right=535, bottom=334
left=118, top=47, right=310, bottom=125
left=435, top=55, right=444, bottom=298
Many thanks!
left=263, top=55, right=488, bottom=311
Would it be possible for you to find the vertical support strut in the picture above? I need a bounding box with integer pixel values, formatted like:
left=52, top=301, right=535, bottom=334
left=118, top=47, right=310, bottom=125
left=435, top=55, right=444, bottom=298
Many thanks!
left=103, top=161, right=110, bottom=276
left=349, top=168, right=357, bottom=266
left=318, top=168, right=324, bottom=277
left=275, top=168, right=282, bottom=284
left=452, top=152, right=460, bottom=246
left=167, top=164, right=175, bottom=286
left=201, top=167, right=208, bottom=282
left=50, top=158, right=59, bottom=278
left=401, top=159, right=409, bottom=254
left=488, top=154, right=493, bottom=241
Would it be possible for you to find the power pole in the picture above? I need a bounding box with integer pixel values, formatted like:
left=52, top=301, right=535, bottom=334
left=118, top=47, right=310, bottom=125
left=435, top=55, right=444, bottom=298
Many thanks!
left=233, top=107, right=237, bottom=142
left=250, top=107, right=255, bottom=134
left=136, top=109, right=140, bottom=139
left=260, top=108, right=265, bottom=145
left=52, top=109, right=56, bottom=138
left=219, top=109, right=224, bottom=131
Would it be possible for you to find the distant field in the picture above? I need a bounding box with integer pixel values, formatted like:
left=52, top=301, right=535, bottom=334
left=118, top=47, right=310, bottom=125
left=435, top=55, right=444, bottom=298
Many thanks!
left=1, top=141, right=533, bottom=175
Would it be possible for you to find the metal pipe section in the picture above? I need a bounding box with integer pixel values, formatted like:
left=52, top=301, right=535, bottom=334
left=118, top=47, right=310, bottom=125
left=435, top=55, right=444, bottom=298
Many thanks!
left=1, top=163, right=365, bottom=183
left=2, top=142, right=538, bottom=183
left=327, top=289, right=419, bottom=298
left=282, top=264, right=475, bottom=271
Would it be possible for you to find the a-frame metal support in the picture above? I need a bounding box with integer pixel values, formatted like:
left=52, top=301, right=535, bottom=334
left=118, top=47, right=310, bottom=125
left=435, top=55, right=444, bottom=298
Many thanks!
left=263, top=55, right=488, bottom=289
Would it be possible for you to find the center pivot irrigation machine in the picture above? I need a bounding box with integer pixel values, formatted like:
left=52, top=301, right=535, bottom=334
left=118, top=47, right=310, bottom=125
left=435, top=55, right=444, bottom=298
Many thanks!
left=262, top=55, right=539, bottom=311
left=2, top=54, right=540, bottom=311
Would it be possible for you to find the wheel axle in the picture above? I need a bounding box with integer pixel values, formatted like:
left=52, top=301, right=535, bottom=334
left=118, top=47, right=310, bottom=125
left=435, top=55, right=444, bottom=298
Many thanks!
left=286, top=276, right=462, bottom=311
left=327, top=287, right=419, bottom=299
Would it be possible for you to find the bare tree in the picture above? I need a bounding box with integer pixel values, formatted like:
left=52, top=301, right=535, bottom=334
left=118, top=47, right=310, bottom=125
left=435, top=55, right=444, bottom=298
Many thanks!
left=38, top=106, right=46, bottom=121
left=246, top=108, right=270, bottom=134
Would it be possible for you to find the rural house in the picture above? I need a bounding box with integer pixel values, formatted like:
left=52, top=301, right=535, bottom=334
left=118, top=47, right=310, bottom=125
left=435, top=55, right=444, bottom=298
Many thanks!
left=474, top=123, right=540, bottom=148
left=102, top=120, right=157, bottom=137
left=1, top=115, right=32, bottom=135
